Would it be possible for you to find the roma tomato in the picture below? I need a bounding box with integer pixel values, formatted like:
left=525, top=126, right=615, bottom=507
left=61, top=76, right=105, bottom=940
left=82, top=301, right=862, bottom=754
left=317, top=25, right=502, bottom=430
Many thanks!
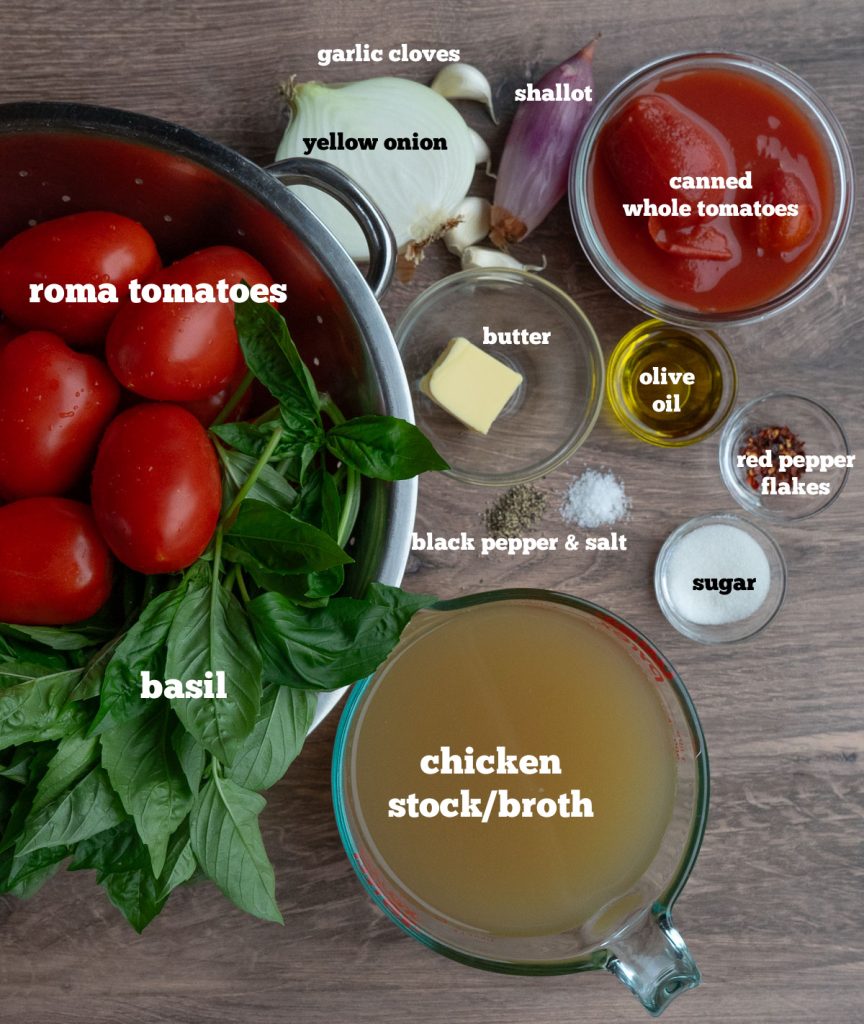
left=0, top=498, right=113, bottom=625
left=0, top=332, right=120, bottom=500
left=181, top=361, right=253, bottom=427
left=0, top=212, right=160, bottom=346
left=0, top=322, right=18, bottom=351
left=106, top=246, right=274, bottom=401
left=91, top=404, right=222, bottom=574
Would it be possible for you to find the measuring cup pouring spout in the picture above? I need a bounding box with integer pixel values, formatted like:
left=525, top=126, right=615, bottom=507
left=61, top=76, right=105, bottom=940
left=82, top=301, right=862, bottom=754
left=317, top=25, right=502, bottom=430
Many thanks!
left=606, top=910, right=701, bottom=1015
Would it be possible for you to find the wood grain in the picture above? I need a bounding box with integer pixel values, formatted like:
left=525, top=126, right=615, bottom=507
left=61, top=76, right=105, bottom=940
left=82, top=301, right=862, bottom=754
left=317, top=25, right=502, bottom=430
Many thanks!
left=1, top=0, right=863, bottom=1021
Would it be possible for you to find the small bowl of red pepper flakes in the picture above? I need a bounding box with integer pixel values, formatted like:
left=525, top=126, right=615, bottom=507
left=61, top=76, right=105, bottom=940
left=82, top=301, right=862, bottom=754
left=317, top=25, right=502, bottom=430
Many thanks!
left=719, top=392, right=852, bottom=520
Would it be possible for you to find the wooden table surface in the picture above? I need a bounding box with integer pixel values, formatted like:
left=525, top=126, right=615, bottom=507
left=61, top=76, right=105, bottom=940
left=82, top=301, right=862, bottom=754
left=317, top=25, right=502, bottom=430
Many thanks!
left=1, top=1, right=862, bottom=1021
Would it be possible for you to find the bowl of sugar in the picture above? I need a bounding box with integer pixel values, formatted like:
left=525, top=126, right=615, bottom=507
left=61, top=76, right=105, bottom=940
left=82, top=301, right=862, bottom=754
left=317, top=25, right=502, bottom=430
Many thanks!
left=654, top=513, right=787, bottom=643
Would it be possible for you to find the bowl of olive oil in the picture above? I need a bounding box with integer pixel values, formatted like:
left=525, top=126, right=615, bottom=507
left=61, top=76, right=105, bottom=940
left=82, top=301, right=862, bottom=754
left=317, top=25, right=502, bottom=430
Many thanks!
left=606, top=319, right=737, bottom=446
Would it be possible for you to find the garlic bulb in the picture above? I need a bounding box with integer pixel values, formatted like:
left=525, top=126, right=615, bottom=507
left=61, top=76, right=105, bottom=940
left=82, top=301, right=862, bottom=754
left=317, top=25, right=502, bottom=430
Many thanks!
left=443, top=197, right=491, bottom=255
left=461, top=246, right=547, bottom=272
left=431, top=63, right=498, bottom=123
left=277, top=78, right=477, bottom=261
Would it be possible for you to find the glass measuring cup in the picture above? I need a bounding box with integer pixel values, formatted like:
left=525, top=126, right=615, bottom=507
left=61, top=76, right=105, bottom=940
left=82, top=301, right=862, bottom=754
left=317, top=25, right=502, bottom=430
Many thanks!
left=332, top=590, right=709, bottom=1016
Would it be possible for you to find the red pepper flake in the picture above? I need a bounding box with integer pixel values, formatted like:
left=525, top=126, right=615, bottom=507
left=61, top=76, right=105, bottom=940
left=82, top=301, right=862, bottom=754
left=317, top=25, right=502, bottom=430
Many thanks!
left=739, top=425, right=806, bottom=491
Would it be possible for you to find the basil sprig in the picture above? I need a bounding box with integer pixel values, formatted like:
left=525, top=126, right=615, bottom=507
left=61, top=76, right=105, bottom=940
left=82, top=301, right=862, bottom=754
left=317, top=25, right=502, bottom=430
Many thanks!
left=0, top=298, right=443, bottom=930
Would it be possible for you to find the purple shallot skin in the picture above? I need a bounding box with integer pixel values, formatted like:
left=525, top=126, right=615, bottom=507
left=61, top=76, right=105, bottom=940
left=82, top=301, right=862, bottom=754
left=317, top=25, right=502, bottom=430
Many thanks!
left=491, top=39, right=597, bottom=248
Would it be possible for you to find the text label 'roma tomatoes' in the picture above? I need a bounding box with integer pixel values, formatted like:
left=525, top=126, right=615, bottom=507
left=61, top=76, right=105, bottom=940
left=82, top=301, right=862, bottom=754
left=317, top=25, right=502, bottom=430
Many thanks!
left=0, top=498, right=113, bottom=625
left=0, top=212, right=160, bottom=346
left=91, top=404, right=222, bottom=574
left=106, top=246, right=274, bottom=402
left=0, top=332, right=120, bottom=500
left=602, top=95, right=732, bottom=220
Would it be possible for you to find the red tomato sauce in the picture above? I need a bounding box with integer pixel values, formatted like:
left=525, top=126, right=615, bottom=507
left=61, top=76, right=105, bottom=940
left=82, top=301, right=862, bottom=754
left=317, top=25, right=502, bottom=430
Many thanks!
left=589, top=68, right=835, bottom=313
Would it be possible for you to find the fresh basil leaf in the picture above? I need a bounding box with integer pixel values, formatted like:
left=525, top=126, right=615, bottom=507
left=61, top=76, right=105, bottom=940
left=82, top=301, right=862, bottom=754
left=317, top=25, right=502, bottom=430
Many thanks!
left=0, top=776, right=16, bottom=831
left=0, top=638, right=68, bottom=671
left=226, top=685, right=314, bottom=792
left=72, top=636, right=122, bottom=702
left=155, top=821, right=197, bottom=902
left=234, top=297, right=319, bottom=417
left=217, top=446, right=298, bottom=515
left=295, top=462, right=341, bottom=537
left=365, top=582, right=440, bottom=620
left=91, top=585, right=187, bottom=735
left=0, top=746, right=35, bottom=784
left=225, top=499, right=352, bottom=578
left=31, top=731, right=100, bottom=814
left=247, top=567, right=339, bottom=607
left=0, top=747, right=53, bottom=856
left=166, top=572, right=262, bottom=766
left=190, top=770, right=282, bottom=924
left=2, top=844, right=69, bottom=898
left=101, top=864, right=167, bottom=933
left=69, top=819, right=151, bottom=879
left=0, top=622, right=112, bottom=652
left=211, top=421, right=324, bottom=483
left=247, top=589, right=435, bottom=691
left=172, top=726, right=206, bottom=797
left=100, top=704, right=193, bottom=877
left=326, top=415, right=448, bottom=480
left=0, top=664, right=87, bottom=751
left=14, top=766, right=125, bottom=857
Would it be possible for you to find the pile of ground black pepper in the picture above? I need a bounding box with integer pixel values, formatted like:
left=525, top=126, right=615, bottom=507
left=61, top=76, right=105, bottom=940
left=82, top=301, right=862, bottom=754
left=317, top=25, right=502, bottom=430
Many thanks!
left=483, top=483, right=547, bottom=538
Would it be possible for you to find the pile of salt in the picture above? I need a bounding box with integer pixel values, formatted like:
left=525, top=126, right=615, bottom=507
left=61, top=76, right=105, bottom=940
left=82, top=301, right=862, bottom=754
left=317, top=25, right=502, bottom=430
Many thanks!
left=560, top=469, right=629, bottom=529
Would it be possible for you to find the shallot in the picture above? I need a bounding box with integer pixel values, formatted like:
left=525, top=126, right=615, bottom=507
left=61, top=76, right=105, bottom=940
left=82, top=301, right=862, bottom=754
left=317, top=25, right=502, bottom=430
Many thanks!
left=490, top=39, right=597, bottom=249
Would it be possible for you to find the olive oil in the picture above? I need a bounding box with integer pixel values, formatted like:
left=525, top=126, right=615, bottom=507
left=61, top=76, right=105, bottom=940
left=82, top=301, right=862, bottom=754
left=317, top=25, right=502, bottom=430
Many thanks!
left=608, top=320, right=735, bottom=445
left=348, top=601, right=677, bottom=937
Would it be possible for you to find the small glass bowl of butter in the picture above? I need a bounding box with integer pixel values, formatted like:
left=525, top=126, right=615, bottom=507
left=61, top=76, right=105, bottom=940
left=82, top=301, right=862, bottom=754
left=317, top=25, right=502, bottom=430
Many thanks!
left=395, top=269, right=604, bottom=486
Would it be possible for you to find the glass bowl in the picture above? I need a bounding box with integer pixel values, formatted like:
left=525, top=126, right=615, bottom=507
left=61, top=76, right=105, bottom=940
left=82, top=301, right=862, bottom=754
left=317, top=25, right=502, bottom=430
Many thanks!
left=655, top=513, right=787, bottom=644
left=718, top=392, right=850, bottom=520
left=569, top=51, right=855, bottom=327
left=394, top=269, right=604, bottom=486
left=606, top=319, right=737, bottom=446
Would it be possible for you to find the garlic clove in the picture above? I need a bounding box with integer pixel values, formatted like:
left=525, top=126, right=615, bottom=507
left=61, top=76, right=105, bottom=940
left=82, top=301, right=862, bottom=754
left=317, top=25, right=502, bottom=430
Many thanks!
left=467, top=128, right=495, bottom=178
left=461, top=246, right=547, bottom=272
left=443, top=197, right=491, bottom=255
left=431, top=63, right=498, bottom=124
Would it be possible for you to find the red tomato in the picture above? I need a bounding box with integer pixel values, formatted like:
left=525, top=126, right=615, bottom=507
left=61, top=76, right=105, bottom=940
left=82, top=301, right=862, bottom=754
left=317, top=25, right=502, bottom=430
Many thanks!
left=0, top=498, right=113, bottom=625
left=756, top=170, right=816, bottom=254
left=91, top=404, right=222, bottom=574
left=603, top=95, right=731, bottom=221
left=0, top=322, right=18, bottom=351
left=181, top=361, right=253, bottom=427
left=0, top=331, right=120, bottom=500
left=105, top=246, right=274, bottom=401
left=0, top=212, right=160, bottom=346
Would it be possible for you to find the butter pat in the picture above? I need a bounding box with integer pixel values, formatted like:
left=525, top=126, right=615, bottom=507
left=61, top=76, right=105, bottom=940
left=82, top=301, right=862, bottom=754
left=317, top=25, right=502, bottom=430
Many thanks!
left=420, top=337, right=523, bottom=434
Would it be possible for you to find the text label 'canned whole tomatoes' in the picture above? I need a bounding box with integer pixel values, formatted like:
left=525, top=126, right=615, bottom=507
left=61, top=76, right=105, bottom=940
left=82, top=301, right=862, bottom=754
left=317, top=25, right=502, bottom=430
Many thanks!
left=91, top=403, right=222, bottom=574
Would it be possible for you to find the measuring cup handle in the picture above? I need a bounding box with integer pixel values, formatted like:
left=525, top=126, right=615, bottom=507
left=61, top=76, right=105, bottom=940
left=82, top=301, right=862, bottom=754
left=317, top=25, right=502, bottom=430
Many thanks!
left=265, top=157, right=396, bottom=300
left=605, top=910, right=700, bottom=1016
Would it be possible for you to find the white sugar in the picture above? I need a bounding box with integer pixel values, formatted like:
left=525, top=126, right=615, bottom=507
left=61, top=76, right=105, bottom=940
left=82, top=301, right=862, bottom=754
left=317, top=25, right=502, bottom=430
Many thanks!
left=665, top=524, right=770, bottom=625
